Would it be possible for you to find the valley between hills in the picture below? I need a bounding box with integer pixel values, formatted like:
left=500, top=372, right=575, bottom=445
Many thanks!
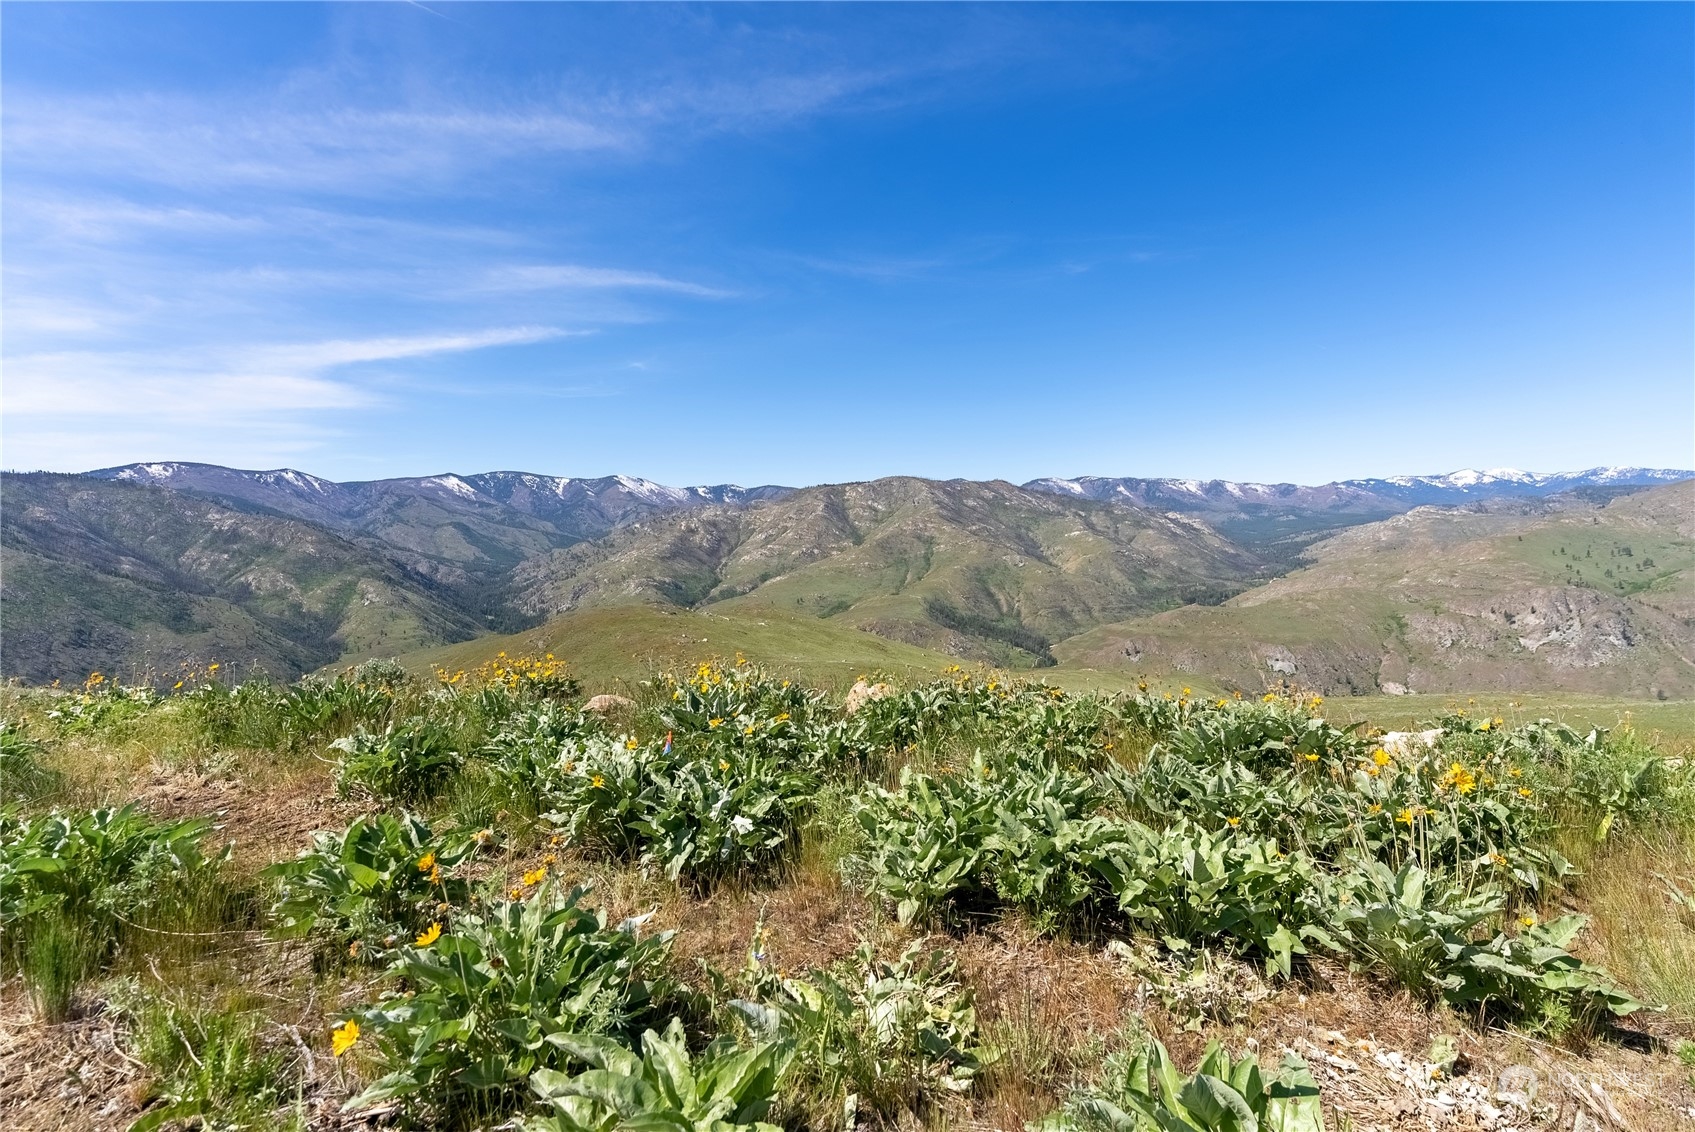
left=2, top=462, right=1690, bottom=702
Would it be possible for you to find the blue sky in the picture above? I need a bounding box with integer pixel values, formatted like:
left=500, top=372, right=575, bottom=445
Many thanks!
left=4, top=2, right=1690, bottom=486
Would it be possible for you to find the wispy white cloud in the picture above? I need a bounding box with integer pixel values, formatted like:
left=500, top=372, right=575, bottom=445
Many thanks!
left=7, top=326, right=572, bottom=420
left=463, top=264, right=732, bottom=298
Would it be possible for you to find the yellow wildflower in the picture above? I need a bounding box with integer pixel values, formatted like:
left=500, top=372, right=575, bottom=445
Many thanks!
left=1262, top=692, right=1277, bottom=702
left=1303, top=753, right=1320, bottom=763
left=1519, top=914, right=1537, bottom=928
left=1438, top=762, right=1476, bottom=794
left=1367, top=803, right=1382, bottom=815
left=1225, top=816, right=1241, bottom=828
left=417, top=852, right=437, bottom=873
left=709, top=718, right=724, bottom=728
left=415, top=922, right=442, bottom=947
left=1517, top=787, right=1532, bottom=798
left=591, top=775, right=605, bottom=788
left=523, top=867, right=547, bottom=886
left=1373, top=749, right=1391, bottom=767
left=1396, top=808, right=1415, bottom=825
left=719, top=759, right=731, bottom=771
left=331, top=1020, right=360, bottom=1057
left=626, top=739, right=638, bottom=750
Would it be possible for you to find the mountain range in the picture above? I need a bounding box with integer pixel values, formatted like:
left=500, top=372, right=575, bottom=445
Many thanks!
left=2, top=461, right=1688, bottom=694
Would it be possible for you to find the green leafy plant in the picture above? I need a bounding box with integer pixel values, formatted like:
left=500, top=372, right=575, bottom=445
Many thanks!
left=1327, top=861, right=1639, bottom=1034
left=343, top=882, right=674, bottom=1126
left=852, top=764, right=1000, bottom=926
left=1038, top=1039, right=1324, bottom=1132
left=723, top=934, right=985, bottom=1128
left=1090, top=823, right=1331, bottom=978
left=540, top=734, right=814, bottom=886
left=264, top=812, right=473, bottom=962
left=0, top=804, right=228, bottom=951
left=525, top=1018, right=792, bottom=1132
left=331, top=716, right=462, bottom=803
left=481, top=703, right=608, bottom=814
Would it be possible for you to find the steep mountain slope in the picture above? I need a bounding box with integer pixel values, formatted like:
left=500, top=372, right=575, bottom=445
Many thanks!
left=0, top=474, right=482, bottom=683
left=1025, top=467, right=1693, bottom=563
left=84, top=463, right=793, bottom=596
left=509, top=478, right=1267, bottom=666
left=1056, top=481, right=1695, bottom=697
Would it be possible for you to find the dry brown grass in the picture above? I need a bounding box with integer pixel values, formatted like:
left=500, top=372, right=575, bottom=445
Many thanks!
left=1569, top=831, right=1695, bottom=1026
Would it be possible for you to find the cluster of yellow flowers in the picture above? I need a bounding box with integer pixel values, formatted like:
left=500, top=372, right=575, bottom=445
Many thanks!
left=436, top=651, right=566, bottom=691
left=417, top=851, right=442, bottom=886
left=507, top=859, right=553, bottom=900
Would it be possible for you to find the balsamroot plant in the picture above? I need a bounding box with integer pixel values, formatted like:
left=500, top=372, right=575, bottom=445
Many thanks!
left=331, top=716, right=462, bottom=803
left=264, top=812, right=474, bottom=962
left=538, top=733, right=814, bottom=885
left=1327, top=861, right=1639, bottom=1035
left=1091, top=823, right=1333, bottom=978
left=1037, top=1039, right=1324, bottom=1132
left=343, top=883, right=674, bottom=1125
left=526, top=1019, right=792, bottom=1132
left=724, top=936, right=985, bottom=1129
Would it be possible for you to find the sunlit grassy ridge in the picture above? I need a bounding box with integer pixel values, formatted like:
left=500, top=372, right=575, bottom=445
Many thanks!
left=404, top=604, right=977, bottom=692
left=5, top=657, right=1695, bottom=1129
left=1061, top=481, right=1695, bottom=698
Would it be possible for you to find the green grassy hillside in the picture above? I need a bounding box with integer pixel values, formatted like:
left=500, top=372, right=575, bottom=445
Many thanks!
left=1, top=474, right=483, bottom=683
left=1057, top=482, right=1695, bottom=698
left=402, top=603, right=983, bottom=691
left=509, top=477, right=1266, bottom=668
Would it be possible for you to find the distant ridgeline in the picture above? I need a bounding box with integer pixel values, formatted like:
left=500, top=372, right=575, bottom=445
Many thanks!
left=0, top=462, right=1687, bottom=696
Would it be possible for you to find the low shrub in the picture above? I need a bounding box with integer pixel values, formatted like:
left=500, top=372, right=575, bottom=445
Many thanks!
left=525, top=1018, right=791, bottom=1132
left=265, top=812, right=474, bottom=962
left=1327, top=861, right=1639, bottom=1036
left=331, top=717, right=462, bottom=803
left=342, top=883, right=673, bottom=1126
left=1036, top=1038, right=1324, bottom=1132
left=723, top=935, right=984, bottom=1128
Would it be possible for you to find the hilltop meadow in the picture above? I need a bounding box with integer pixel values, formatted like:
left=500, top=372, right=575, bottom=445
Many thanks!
left=3, top=646, right=1693, bottom=1131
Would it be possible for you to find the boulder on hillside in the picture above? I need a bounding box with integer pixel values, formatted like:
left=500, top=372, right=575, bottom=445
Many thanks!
left=844, top=679, right=892, bottom=715
left=583, top=693, right=635, bottom=713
